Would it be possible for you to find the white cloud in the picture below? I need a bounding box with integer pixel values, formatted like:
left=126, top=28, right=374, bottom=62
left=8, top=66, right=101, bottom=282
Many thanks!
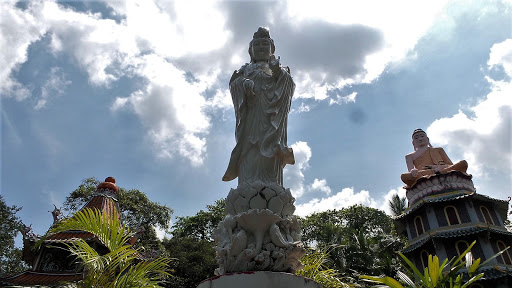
left=295, top=185, right=408, bottom=217
left=488, top=39, right=512, bottom=78
left=112, top=54, right=210, bottom=166
left=309, top=178, right=331, bottom=195
left=41, top=1, right=139, bottom=86
left=20, top=1, right=228, bottom=165
left=284, top=0, right=450, bottom=101
left=205, top=88, right=232, bottom=111
left=296, top=102, right=311, bottom=113
left=329, top=92, right=357, bottom=106
left=283, top=141, right=311, bottom=198
left=295, top=187, right=377, bottom=217
left=427, top=39, right=512, bottom=177
left=106, top=0, right=229, bottom=58
left=0, top=1, right=46, bottom=100
left=6, top=0, right=506, bottom=168
left=35, top=67, right=71, bottom=109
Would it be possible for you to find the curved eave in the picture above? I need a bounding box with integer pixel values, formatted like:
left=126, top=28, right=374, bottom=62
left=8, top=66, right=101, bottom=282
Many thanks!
left=395, top=191, right=510, bottom=222
left=0, top=271, right=83, bottom=286
left=402, top=223, right=512, bottom=253
left=395, top=190, right=473, bottom=221
left=476, top=265, right=512, bottom=280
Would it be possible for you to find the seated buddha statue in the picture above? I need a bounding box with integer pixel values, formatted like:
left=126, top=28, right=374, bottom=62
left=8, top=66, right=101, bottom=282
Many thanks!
left=401, top=129, right=468, bottom=188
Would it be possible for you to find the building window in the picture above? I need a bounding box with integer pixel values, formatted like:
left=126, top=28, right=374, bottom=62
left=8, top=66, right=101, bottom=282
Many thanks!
left=479, top=206, right=494, bottom=225
left=420, top=250, right=429, bottom=269
left=497, top=240, right=512, bottom=265
left=414, top=216, right=425, bottom=236
left=455, top=240, right=470, bottom=257
left=444, top=205, right=461, bottom=225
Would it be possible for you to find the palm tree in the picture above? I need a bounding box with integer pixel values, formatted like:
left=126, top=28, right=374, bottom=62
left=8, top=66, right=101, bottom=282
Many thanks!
left=38, top=208, right=172, bottom=288
left=297, top=247, right=352, bottom=288
left=389, top=193, right=407, bottom=217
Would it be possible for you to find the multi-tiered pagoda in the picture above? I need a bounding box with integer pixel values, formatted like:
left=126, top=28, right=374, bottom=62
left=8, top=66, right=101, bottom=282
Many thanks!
left=394, top=129, right=512, bottom=287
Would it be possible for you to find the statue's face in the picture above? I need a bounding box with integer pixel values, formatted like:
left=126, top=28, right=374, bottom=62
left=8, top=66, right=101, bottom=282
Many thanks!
left=251, top=38, right=272, bottom=62
left=412, top=131, right=429, bottom=149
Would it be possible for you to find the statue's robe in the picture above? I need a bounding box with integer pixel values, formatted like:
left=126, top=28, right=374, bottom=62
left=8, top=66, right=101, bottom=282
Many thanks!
left=401, top=147, right=469, bottom=188
left=223, top=62, right=295, bottom=185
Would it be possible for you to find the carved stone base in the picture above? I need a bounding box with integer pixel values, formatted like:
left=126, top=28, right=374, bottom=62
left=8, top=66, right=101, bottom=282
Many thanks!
left=213, top=181, right=305, bottom=275
left=406, top=171, right=475, bottom=205
left=197, top=271, right=321, bottom=288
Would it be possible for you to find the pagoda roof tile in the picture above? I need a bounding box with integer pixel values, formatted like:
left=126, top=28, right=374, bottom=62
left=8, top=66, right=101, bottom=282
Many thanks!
left=0, top=271, right=82, bottom=286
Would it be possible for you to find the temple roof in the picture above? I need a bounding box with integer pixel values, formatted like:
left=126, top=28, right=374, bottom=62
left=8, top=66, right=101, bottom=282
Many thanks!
left=46, top=231, right=95, bottom=242
left=32, top=177, right=121, bottom=244
left=2, top=177, right=125, bottom=287
left=0, top=271, right=83, bottom=286
left=402, top=223, right=512, bottom=253
left=479, top=265, right=512, bottom=280
left=394, top=190, right=510, bottom=227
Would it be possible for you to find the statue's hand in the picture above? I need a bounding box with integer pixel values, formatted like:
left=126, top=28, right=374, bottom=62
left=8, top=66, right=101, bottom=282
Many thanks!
left=411, top=168, right=418, bottom=178
left=269, top=55, right=281, bottom=78
left=243, top=79, right=254, bottom=95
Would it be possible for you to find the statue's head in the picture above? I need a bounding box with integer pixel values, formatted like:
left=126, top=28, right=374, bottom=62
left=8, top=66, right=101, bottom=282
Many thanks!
left=412, top=128, right=431, bottom=150
left=249, top=27, right=275, bottom=63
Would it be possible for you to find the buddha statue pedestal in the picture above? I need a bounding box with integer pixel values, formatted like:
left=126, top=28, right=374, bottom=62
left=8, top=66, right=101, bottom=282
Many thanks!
left=405, top=171, right=476, bottom=206
left=212, top=181, right=305, bottom=275
left=197, top=271, right=321, bottom=288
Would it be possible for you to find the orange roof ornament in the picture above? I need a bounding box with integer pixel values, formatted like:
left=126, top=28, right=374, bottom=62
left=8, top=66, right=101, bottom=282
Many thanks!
left=97, top=176, right=118, bottom=194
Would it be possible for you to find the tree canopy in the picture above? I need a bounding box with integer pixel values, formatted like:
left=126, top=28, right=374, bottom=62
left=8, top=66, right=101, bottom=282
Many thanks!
left=170, top=199, right=225, bottom=241
left=0, top=195, right=27, bottom=277
left=162, top=199, right=225, bottom=288
left=63, top=177, right=173, bottom=250
left=301, top=205, right=406, bottom=285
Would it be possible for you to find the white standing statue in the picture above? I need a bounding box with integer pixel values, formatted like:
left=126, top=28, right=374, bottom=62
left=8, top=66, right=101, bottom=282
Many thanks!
left=222, top=27, right=295, bottom=186
left=214, top=27, right=304, bottom=275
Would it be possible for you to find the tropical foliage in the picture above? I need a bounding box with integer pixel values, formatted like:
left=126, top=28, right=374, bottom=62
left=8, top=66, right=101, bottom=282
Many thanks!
left=296, top=247, right=352, bottom=288
left=162, top=199, right=225, bottom=288
left=301, top=205, right=406, bottom=284
left=0, top=195, right=27, bottom=276
left=360, top=241, right=508, bottom=288
left=389, top=193, right=407, bottom=217
left=38, top=208, right=172, bottom=288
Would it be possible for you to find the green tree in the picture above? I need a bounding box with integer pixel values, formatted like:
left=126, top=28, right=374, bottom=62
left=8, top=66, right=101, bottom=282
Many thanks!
left=171, top=199, right=225, bottom=241
left=389, top=193, right=407, bottom=217
left=162, top=199, right=225, bottom=288
left=39, top=208, right=172, bottom=288
left=162, top=237, right=217, bottom=288
left=301, top=205, right=406, bottom=284
left=63, top=177, right=173, bottom=250
left=0, top=195, right=27, bottom=277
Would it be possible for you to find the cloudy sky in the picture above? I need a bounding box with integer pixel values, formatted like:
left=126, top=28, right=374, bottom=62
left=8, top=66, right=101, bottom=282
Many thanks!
left=1, top=0, right=511, bottom=239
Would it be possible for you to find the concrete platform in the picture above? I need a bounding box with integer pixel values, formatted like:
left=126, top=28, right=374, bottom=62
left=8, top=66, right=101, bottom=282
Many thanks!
left=197, top=271, right=322, bottom=288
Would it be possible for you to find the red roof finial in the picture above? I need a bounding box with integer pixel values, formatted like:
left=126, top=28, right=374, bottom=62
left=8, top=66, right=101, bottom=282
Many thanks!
left=97, top=177, right=118, bottom=193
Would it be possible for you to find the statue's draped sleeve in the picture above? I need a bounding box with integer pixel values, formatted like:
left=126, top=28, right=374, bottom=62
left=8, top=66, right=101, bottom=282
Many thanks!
left=261, top=67, right=295, bottom=165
